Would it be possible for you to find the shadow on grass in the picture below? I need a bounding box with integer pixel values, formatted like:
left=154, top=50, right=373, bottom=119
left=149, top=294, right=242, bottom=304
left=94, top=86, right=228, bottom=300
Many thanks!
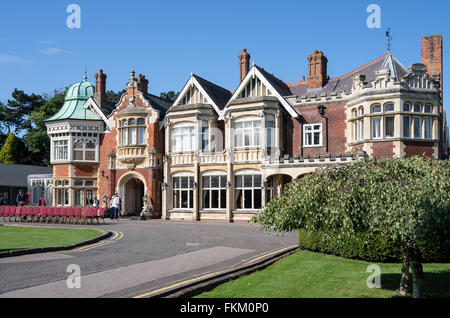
left=381, top=270, right=450, bottom=298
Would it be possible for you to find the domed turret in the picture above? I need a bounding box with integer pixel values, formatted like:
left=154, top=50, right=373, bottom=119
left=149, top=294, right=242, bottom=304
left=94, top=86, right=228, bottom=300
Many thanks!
left=46, top=73, right=102, bottom=121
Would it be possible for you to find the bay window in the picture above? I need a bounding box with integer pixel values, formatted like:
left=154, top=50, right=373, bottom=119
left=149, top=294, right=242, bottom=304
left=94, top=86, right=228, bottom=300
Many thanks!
left=424, top=117, right=432, bottom=139
left=201, top=121, right=209, bottom=151
left=403, top=116, right=410, bottom=137
left=385, top=117, right=394, bottom=137
left=413, top=117, right=422, bottom=138
left=73, top=139, right=96, bottom=161
left=371, top=117, right=381, bottom=139
left=234, top=118, right=261, bottom=148
left=266, top=115, right=275, bottom=153
left=172, top=123, right=195, bottom=152
left=53, top=140, right=68, bottom=161
left=119, top=117, right=146, bottom=146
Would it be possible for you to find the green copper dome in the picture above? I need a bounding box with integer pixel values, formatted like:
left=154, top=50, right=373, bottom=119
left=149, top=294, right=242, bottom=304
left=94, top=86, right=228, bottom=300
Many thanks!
left=46, top=74, right=102, bottom=122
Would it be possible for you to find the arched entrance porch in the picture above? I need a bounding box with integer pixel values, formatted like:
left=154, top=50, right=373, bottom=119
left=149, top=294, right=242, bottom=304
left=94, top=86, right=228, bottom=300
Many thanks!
left=118, top=172, right=147, bottom=216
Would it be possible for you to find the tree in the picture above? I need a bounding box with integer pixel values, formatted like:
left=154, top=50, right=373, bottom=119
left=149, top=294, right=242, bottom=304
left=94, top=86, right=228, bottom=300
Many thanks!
left=0, top=132, right=29, bottom=164
left=160, top=91, right=179, bottom=103
left=106, top=89, right=126, bottom=105
left=23, top=90, right=66, bottom=166
left=252, top=157, right=450, bottom=298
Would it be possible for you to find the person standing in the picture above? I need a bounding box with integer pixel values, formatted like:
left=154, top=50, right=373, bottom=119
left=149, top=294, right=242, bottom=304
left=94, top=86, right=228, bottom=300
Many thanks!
left=16, top=189, right=27, bottom=207
left=93, top=196, right=99, bottom=208
left=110, top=193, right=120, bottom=221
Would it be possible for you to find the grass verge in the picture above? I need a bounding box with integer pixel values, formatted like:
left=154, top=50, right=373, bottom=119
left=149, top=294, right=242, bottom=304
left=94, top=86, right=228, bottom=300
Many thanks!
left=0, top=226, right=102, bottom=251
left=196, top=250, right=450, bottom=298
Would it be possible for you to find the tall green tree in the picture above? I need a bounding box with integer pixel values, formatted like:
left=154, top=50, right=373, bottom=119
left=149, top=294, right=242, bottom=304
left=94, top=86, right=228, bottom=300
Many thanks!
left=252, top=157, right=450, bottom=298
left=0, top=132, right=29, bottom=164
left=23, top=90, right=66, bottom=166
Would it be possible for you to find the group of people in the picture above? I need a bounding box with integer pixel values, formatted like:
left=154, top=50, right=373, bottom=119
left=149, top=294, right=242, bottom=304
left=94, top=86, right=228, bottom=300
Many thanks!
left=109, top=193, right=121, bottom=221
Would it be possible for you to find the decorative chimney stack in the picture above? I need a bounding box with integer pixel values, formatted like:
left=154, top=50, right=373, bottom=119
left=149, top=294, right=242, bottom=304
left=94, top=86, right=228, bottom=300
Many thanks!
left=238, top=48, right=251, bottom=83
left=94, top=69, right=107, bottom=108
left=421, top=35, right=443, bottom=100
left=307, top=50, right=328, bottom=89
left=137, top=74, right=149, bottom=94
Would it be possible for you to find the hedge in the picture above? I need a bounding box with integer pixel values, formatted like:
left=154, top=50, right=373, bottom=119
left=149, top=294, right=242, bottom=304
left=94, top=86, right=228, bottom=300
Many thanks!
left=298, top=229, right=450, bottom=263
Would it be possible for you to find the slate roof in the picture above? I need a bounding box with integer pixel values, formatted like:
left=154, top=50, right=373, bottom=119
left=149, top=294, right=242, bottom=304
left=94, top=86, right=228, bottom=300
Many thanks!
left=192, top=74, right=232, bottom=110
left=142, top=93, right=172, bottom=116
left=254, top=65, right=293, bottom=97
left=287, top=52, right=407, bottom=99
left=0, top=164, right=52, bottom=187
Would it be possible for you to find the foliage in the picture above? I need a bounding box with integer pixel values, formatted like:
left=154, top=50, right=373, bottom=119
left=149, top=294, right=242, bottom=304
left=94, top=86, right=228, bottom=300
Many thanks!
left=252, top=157, right=450, bottom=297
left=0, top=132, right=29, bottom=164
left=252, top=157, right=450, bottom=254
left=106, top=89, right=126, bottom=104
left=297, top=229, right=449, bottom=263
left=160, top=91, right=180, bottom=103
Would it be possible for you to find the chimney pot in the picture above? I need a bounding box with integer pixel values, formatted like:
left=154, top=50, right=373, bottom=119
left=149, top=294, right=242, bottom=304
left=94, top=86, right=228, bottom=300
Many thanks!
left=238, top=48, right=251, bottom=84
left=307, top=50, right=328, bottom=89
left=94, top=69, right=107, bottom=108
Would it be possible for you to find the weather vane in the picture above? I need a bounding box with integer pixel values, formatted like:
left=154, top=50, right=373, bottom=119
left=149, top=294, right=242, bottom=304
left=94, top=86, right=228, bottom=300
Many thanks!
left=386, top=27, right=392, bottom=52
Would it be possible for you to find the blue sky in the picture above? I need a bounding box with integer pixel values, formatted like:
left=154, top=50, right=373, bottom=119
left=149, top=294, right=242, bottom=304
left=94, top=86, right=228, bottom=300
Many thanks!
left=0, top=0, right=448, bottom=117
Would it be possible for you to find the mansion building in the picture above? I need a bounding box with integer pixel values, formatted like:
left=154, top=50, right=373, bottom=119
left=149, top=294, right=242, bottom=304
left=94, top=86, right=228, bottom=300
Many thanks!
left=44, top=34, right=449, bottom=222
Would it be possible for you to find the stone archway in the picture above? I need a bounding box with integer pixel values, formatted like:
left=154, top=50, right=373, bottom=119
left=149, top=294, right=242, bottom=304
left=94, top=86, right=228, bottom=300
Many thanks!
left=118, top=172, right=147, bottom=216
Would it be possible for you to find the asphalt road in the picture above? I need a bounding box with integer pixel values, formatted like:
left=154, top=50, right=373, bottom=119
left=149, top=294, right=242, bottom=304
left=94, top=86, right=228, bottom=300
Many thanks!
left=0, top=219, right=298, bottom=298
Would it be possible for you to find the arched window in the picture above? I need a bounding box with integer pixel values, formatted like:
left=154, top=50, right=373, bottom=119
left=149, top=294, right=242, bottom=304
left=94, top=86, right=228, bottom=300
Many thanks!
left=371, top=104, right=381, bottom=113
left=384, top=103, right=394, bottom=112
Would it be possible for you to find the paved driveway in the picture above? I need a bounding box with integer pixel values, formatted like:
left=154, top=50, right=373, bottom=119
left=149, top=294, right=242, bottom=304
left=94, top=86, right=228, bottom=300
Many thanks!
left=0, top=219, right=298, bottom=298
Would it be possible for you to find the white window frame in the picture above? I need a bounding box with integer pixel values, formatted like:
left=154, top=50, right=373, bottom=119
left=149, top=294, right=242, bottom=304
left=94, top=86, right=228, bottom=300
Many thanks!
left=234, top=173, right=262, bottom=210
left=172, top=175, right=194, bottom=210
left=201, top=173, right=227, bottom=210
left=171, top=123, right=195, bottom=153
left=234, top=117, right=262, bottom=149
left=371, top=117, right=382, bottom=139
left=53, top=139, right=69, bottom=161
left=303, top=123, right=322, bottom=147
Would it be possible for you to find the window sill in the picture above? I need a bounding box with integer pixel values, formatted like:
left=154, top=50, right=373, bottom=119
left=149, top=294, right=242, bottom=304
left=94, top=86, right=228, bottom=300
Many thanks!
left=303, top=145, right=323, bottom=148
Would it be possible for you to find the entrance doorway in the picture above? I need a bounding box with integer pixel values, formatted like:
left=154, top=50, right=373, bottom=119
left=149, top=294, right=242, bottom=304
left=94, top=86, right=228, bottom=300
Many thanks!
left=123, top=178, right=144, bottom=216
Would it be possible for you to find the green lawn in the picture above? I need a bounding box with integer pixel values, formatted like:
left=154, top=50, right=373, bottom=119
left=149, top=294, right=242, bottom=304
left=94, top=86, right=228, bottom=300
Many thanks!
left=0, top=226, right=101, bottom=251
left=196, top=250, right=450, bottom=298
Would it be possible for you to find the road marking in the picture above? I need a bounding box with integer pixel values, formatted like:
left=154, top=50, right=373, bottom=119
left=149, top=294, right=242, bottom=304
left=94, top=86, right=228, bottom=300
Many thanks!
left=61, top=230, right=124, bottom=254
left=133, top=270, right=225, bottom=298
left=242, top=245, right=297, bottom=265
left=132, top=245, right=297, bottom=298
